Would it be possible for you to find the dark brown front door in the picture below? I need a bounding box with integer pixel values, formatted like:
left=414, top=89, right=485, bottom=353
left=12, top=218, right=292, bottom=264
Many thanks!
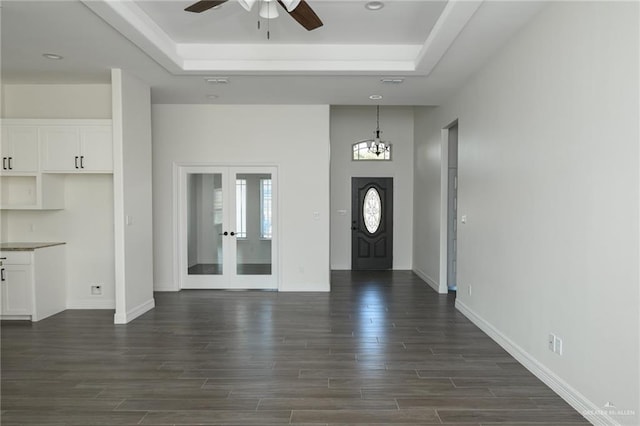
left=351, top=177, right=393, bottom=270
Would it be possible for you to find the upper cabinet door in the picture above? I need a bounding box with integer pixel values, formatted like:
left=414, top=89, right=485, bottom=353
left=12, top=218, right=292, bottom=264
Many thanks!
left=40, top=127, right=81, bottom=172
left=1, top=126, right=39, bottom=173
left=79, top=126, right=113, bottom=172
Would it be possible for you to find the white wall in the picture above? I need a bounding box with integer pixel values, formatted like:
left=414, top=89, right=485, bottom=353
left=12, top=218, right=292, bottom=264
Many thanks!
left=413, top=107, right=442, bottom=290
left=1, top=84, right=115, bottom=308
left=414, top=2, right=639, bottom=424
left=330, top=106, right=414, bottom=270
left=152, top=104, right=330, bottom=292
left=112, top=69, right=154, bottom=323
left=2, top=84, right=112, bottom=119
left=5, top=176, right=115, bottom=308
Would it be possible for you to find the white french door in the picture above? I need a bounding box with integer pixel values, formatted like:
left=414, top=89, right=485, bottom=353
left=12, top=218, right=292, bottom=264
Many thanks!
left=178, top=165, right=278, bottom=289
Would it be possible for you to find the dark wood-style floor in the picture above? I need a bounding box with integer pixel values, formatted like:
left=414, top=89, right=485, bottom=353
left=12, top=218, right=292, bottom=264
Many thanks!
left=1, top=270, right=589, bottom=425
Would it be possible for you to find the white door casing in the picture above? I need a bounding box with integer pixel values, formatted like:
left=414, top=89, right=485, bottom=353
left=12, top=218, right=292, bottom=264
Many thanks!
left=177, top=164, right=278, bottom=290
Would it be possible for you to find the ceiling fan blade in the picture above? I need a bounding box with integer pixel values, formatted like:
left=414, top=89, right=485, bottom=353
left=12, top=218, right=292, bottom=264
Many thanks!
left=185, top=0, right=228, bottom=13
left=278, top=0, right=323, bottom=31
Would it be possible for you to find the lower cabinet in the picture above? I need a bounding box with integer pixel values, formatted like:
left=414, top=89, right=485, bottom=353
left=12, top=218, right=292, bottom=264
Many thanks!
left=0, top=263, right=32, bottom=316
left=0, top=245, right=66, bottom=321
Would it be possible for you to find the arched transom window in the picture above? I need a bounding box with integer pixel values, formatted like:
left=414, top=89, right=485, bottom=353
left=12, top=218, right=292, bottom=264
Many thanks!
left=352, top=141, right=392, bottom=161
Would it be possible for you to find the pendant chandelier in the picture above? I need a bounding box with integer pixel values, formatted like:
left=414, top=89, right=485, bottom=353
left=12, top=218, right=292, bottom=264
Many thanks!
left=360, top=105, right=391, bottom=157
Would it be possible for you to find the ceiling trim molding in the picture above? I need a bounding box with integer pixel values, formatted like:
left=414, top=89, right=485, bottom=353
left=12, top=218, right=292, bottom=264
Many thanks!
left=178, top=43, right=420, bottom=72
left=83, top=0, right=480, bottom=75
left=82, top=0, right=185, bottom=73
left=414, top=0, right=484, bottom=75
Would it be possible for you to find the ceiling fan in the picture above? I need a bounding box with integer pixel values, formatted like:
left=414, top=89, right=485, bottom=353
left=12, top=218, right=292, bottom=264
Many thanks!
left=184, top=0, right=323, bottom=31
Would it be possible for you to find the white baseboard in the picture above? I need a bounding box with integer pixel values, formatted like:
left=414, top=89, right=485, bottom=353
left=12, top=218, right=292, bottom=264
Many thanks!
left=154, top=282, right=179, bottom=292
left=412, top=268, right=442, bottom=293
left=455, top=299, right=619, bottom=426
left=66, top=299, right=115, bottom=309
left=114, top=298, right=155, bottom=324
left=0, top=315, right=30, bottom=320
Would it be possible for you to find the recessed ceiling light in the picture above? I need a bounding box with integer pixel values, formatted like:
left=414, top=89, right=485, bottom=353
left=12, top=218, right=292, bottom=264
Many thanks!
left=42, top=53, right=63, bottom=60
left=381, top=78, right=404, bottom=84
left=369, top=94, right=383, bottom=100
left=205, top=77, right=229, bottom=84
left=365, top=1, right=384, bottom=11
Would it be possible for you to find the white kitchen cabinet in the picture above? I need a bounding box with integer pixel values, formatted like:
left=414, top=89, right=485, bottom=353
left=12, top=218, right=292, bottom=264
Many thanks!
left=39, top=126, right=79, bottom=172
left=0, top=119, right=111, bottom=210
left=0, top=262, right=33, bottom=316
left=0, top=244, right=66, bottom=321
left=0, top=126, right=39, bottom=173
left=40, top=124, right=112, bottom=173
left=79, top=126, right=113, bottom=171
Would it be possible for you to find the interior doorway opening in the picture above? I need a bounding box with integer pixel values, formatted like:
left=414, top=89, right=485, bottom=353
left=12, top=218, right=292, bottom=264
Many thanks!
left=178, top=165, right=278, bottom=290
left=445, top=122, right=458, bottom=292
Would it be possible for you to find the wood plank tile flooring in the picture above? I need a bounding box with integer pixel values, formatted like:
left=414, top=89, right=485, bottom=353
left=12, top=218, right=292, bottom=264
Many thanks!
left=1, top=270, right=589, bottom=425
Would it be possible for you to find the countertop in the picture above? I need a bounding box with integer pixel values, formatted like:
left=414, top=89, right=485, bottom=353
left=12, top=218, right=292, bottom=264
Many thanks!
left=0, top=242, right=66, bottom=251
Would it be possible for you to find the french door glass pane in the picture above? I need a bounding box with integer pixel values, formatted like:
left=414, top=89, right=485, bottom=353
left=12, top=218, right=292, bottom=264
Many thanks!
left=235, top=173, right=272, bottom=275
left=187, top=173, right=223, bottom=275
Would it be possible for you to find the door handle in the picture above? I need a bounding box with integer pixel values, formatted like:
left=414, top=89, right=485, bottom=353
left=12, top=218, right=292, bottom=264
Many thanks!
left=7, top=157, right=12, bottom=170
left=1, top=268, right=5, bottom=282
left=219, top=231, right=229, bottom=236
left=80, top=156, right=85, bottom=169
left=230, top=232, right=236, bottom=236
left=2, top=157, right=6, bottom=170
left=75, top=156, right=79, bottom=169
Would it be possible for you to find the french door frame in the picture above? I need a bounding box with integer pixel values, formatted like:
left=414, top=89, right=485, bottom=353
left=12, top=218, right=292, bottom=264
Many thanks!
left=176, top=164, right=279, bottom=290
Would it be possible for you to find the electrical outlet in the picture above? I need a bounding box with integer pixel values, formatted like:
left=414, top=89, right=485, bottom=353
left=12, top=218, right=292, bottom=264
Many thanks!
left=548, top=333, right=556, bottom=352
left=555, top=336, right=563, bottom=355
left=91, top=285, right=102, bottom=296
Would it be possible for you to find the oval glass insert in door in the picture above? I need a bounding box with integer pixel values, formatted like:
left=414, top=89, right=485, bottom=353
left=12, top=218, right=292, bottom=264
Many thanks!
left=363, top=187, right=382, bottom=234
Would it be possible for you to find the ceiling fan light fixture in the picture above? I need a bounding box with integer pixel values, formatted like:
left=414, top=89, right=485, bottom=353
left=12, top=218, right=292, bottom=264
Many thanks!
left=280, top=0, right=302, bottom=12
left=238, top=0, right=256, bottom=12
left=259, top=0, right=279, bottom=19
